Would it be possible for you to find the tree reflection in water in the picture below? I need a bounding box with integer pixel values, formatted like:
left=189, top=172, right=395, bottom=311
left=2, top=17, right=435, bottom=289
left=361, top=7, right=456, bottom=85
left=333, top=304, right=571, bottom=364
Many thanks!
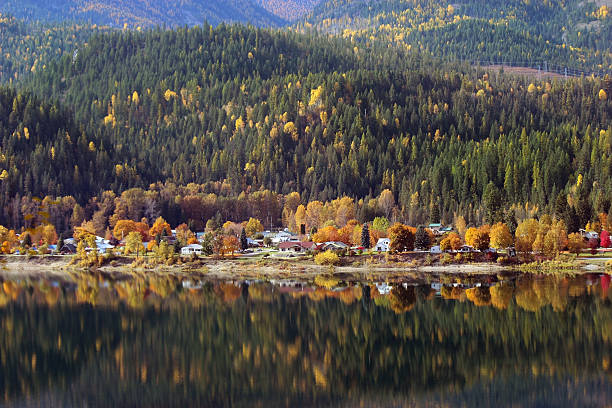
left=0, top=273, right=611, bottom=407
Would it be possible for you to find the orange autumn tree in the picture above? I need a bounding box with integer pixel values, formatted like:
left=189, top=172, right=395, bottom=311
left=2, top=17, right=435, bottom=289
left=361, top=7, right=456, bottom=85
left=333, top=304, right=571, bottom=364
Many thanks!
left=337, top=219, right=359, bottom=245
left=465, top=226, right=490, bottom=251
left=515, top=218, right=540, bottom=253
left=440, top=232, right=462, bottom=251
left=313, top=225, right=339, bottom=243
left=222, top=235, right=239, bottom=256
left=134, top=220, right=150, bottom=241
left=149, top=216, right=171, bottom=238
left=113, top=220, right=137, bottom=240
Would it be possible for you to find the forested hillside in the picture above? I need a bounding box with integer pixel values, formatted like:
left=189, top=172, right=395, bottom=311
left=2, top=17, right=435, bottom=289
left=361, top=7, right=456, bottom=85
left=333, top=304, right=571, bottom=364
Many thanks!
left=0, top=0, right=285, bottom=28
left=0, top=87, right=113, bottom=205
left=301, top=0, right=612, bottom=74
left=0, top=14, right=108, bottom=84
left=1, top=24, right=605, bottom=232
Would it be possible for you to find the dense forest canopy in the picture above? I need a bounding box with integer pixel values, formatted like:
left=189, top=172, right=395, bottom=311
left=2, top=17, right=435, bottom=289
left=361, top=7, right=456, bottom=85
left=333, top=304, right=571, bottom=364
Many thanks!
left=0, top=14, right=110, bottom=84
left=9, top=24, right=608, bottom=224
left=0, top=2, right=610, bottom=232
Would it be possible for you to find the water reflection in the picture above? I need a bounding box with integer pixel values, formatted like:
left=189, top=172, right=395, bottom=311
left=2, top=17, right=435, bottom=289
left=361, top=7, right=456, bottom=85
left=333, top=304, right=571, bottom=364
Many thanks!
left=0, top=273, right=611, bottom=407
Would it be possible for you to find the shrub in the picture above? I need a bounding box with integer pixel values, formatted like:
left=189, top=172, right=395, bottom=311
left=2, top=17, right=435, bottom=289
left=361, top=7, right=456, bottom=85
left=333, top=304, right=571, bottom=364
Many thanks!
left=441, top=253, right=453, bottom=265
left=485, top=251, right=498, bottom=262
left=315, top=250, right=341, bottom=266
left=454, top=253, right=463, bottom=263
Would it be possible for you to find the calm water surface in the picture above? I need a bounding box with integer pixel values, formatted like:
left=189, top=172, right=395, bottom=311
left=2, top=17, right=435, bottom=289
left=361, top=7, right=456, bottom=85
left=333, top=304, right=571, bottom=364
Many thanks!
left=0, top=272, right=611, bottom=407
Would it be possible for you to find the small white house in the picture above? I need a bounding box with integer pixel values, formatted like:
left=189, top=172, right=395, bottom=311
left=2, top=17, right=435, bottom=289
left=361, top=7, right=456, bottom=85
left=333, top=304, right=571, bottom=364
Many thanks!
left=458, top=245, right=474, bottom=253
left=580, top=229, right=599, bottom=240
left=375, top=238, right=390, bottom=252
left=322, top=241, right=349, bottom=251
left=181, top=244, right=203, bottom=256
left=430, top=245, right=442, bottom=254
left=270, top=230, right=299, bottom=245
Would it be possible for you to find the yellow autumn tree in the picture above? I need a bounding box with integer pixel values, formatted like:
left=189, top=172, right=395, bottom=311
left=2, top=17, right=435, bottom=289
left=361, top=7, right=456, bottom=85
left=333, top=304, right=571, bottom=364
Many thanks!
left=283, top=121, right=298, bottom=141
left=515, top=218, right=540, bottom=252
left=465, top=226, right=489, bottom=251
left=245, top=217, right=264, bottom=237
left=124, top=231, right=144, bottom=256
left=527, top=83, right=537, bottom=93
left=489, top=222, right=513, bottom=249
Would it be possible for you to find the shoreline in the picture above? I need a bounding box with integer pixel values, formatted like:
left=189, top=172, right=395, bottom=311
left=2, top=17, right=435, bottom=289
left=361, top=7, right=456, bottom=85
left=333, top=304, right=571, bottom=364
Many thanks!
left=0, top=254, right=606, bottom=282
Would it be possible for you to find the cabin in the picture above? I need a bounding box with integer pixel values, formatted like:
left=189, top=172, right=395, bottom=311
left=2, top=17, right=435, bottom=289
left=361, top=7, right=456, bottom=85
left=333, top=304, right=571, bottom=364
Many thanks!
left=430, top=246, right=442, bottom=254
left=60, top=243, right=77, bottom=254
left=458, top=245, right=475, bottom=253
left=267, top=229, right=300, bottom=245
left=246, top=238, right=262, bottom=248
left=428, top=223, right=453, bottom=236
left=181, top=244, right=203, bottom=256
left=279, top=241, right=317, bottom=252
left=375, top=238, right=390, bottom=252
left=579, top=229, right=599, bottom=240
left=278, top=242, right=302, bottom=252
left=321, top=241, right=349, bottom=251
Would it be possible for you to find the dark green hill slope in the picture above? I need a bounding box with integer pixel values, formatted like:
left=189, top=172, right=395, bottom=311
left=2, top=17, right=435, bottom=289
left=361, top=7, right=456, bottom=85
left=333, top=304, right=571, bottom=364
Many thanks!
left=0, top=14, right=109, bottom=84
left=0, top=87, right=114, bottom=203
left=17, top=24, right=611, bottom=225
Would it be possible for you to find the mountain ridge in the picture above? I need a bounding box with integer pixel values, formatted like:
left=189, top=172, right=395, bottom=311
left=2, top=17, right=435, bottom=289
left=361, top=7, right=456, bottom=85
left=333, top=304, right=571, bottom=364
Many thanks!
left=0, top=0, right=286, bottom=27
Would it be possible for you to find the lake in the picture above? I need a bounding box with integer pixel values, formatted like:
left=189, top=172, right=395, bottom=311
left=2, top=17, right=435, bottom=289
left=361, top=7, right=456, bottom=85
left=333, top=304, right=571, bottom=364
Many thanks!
left=0, top=272, right=611, bottom=407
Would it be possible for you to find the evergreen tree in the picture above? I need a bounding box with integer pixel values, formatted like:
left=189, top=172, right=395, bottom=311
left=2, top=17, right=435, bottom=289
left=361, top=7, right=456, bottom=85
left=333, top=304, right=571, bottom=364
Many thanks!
left=22, top=232, right=32, bottom=248
left=483, top=182, right=504, bottom=224
left=565, top=205, right=580, bottom=234
left=504, top=209, right=518, bottom=237
left=576, top=194, right=593, bottom=229
left=414, top=226, right=431, bottom=250
left=240, top=228, right=248, bottom=251
left=361, top=223, right=371, bottom=248
left=429, top=202, right=440, bottom=224
left=554, top=192, right=568, bottom=220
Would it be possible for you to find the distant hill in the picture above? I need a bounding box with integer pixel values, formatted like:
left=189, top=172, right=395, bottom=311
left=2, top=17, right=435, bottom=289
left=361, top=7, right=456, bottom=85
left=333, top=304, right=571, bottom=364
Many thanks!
left=301, top=0, right=612, bottom=74
left=254, top=0, right=321, bottom=21
left=0, top=14, right=109, bottom=83
left=0, top=0, right=286, bottom=27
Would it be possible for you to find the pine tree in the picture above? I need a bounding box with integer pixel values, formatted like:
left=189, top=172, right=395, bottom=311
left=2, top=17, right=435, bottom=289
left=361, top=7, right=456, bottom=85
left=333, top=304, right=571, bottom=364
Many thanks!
left=504, top=209, right=518, bottom=237
left=361, top=223, right=371, bottom=248
left=554, top=192, right=568, bottom=219
left=429, top=202, right=440, bottom=224
left=22, top=232, right=32, bottom=248
left=414, top=226, right=430, bottom=250
left=240, top=228, right=248, bottom=251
